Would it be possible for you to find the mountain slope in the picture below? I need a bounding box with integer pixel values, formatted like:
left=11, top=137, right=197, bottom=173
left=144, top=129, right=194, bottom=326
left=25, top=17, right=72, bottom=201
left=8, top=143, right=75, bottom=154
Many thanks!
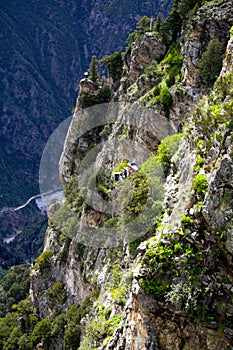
left=0, top=0, right=232, bottom=349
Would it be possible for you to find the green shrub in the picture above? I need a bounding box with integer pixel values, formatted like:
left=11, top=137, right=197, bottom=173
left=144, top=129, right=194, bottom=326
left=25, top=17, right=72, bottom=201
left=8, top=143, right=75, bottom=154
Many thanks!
left=79, top=290, right=100, bottom=319
left=102, top=315, right=122, bottom=336
left=64, top=322, right=81, bottom=350
left=193, top=200, right=204, bottom=216
left=174, top=242, right=182, bottom=253
left=57, top=237, right=71, bottom=263
left=96, top=168, right=112, bottom=200
left=31, top=318, right=52, bottom=347
left=78, top=85, right=111, bottom=109
left=111, top=285, right=127, bottom=305
left=144, top=60, right=159, bottom=80
left=79, top=313, right=121, bottom=349
left=34, top=250, right=53, bottom=271
left=63, top=177, right=84, bottom=215
left=230, top=26, right=233, bottom=36
left=193, top=174, right=208, bottom=196
left=129, top=237, right=144, bottom=255
left=121, top=171, right=149, bottom=218
left=160, top=86, right=172, bottom=109
left=100, top=51, right=123, bottom=87
left=117, top=125, right=128, bottom=139
left=113, top=133, right=183, bottom=232
left=139, top=278, right=169, bottom=297
left=156, top=133, right=183, bottom=176
left=165, top=282, right=202, bottom=312
left=140, top=43, right=183, bottom=110
left=185, top=243, right=194, bottom=258
left=47, top=282, right=67, bottom=305
left=113, top=159, right=128, bottom=173
left=181, top=215, right=193, bottom=227
left=144, top=244, right=173, bottom=265
left=194, top=156, right=204, bottom=172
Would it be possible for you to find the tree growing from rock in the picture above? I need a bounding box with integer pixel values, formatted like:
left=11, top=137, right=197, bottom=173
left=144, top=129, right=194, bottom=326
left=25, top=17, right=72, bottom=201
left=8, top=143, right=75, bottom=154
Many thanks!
left=88, top=55, right=100, bottom=83
left=199, top=37, right=224, bottom=86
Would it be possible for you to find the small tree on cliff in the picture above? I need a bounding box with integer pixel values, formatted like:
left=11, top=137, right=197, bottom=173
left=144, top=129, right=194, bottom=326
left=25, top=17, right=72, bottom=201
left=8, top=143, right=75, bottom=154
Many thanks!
left=100, top=51, right=123, bottom=88
left=161, top=0, right=203, bottom=44
left=177, top=0, right=203, bottom=19
left=88, top=55, right=100, bottom=83
left=199, top=37, right=224, bottom=86
left=154, top=12, right=164, bottom=34
left=160, top=0, right=182, bottom=43
left=136, top=16, right=151, bottom=33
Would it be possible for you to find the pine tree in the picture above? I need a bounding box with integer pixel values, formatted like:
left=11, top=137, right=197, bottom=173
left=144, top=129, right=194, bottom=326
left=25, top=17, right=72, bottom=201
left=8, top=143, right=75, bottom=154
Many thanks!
left=177, top=0, right=203, bottom=19
left=88, top=55, right=100, bottom=83
left=161, top=0, right=203, bottom=44
left=199, top=37, right=224, bottom=86
left=136, top=16, right=151, bottom=33
left=100, top=51, right=123, bottom=83
left=161, top=0, right=182, bottom=43
left=154, top=12, right=164, bottom=33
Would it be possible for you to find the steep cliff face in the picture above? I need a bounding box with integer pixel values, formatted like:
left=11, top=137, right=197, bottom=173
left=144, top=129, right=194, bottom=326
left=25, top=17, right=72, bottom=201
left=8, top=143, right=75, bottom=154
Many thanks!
left=26, top=1, right=233, bottom=349
left=182, top=0, right=233, bottom=86
left=104, top=29, right=233, bottom=349
left=118, top=32, right=167, bottom=100
left=202, top=32, right=233, bottom=261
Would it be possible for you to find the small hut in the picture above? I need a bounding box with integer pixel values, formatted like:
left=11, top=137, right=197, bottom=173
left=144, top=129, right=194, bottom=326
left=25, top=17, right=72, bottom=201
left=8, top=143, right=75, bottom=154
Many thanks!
left=79, top=71, right=96, bottom=93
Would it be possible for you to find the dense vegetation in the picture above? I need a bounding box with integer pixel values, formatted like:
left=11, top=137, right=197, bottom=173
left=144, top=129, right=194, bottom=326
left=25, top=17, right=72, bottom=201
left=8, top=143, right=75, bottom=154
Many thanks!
left=0, top=291, right=100, bottom=350
left=0, top=216, right=47, bottom=269
left=0, top=265, right=30, bottom=317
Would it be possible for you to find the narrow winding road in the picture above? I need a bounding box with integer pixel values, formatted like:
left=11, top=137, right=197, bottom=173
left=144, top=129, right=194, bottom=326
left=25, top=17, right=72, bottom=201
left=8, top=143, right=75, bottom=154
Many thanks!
left=0, top=188, right=63, bottom=214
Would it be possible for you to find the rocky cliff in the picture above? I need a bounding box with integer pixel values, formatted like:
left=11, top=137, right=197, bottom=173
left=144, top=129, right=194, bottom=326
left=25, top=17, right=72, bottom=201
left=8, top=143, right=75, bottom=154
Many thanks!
left=1, top=1, right=233, bottom=349
left=182, top=0, right=233, bottom=86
